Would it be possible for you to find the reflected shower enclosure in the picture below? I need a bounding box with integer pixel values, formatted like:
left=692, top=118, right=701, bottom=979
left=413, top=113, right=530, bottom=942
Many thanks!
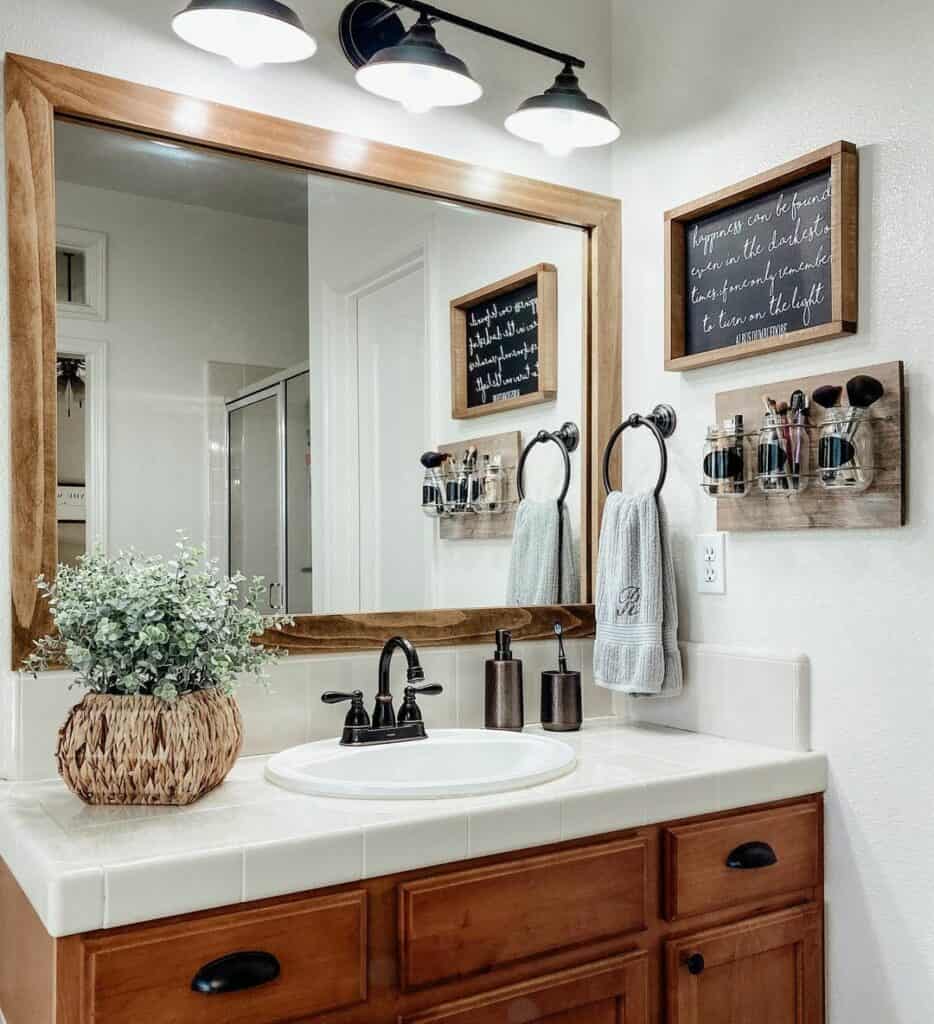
left=227, top=367, right=312, bottom=615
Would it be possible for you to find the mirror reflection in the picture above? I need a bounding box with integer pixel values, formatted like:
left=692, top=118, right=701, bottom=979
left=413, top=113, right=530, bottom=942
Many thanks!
left=54, top=120, right=585, bottom=616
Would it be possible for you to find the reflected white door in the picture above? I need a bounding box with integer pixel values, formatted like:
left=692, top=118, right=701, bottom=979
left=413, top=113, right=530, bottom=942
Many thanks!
left=356, top=263, right=428, bottom=611
left=228, top=385, right=285, bottom=614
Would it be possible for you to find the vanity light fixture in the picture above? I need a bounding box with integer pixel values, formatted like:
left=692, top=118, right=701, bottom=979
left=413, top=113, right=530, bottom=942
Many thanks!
left=354, top=12, right=482, bottom=114
left=340, top=0, right=619, bottom=154
left=505, top=65, right=620, bottom=157
left=172, top=0, right=317, bottom=68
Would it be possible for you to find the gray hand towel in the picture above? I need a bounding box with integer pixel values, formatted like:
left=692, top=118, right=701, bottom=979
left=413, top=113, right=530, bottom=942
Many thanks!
left=594, top=491, right=682, bottom=696
left=506, top=499, right=579, bottom=605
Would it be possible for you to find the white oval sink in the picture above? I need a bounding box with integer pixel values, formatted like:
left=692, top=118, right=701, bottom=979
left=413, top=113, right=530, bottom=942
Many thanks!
left=265, top=729, right=577, bottom=800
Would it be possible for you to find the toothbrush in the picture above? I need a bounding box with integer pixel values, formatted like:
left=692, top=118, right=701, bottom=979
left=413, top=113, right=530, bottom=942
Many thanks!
left=554, top=622, right=568, bottom=673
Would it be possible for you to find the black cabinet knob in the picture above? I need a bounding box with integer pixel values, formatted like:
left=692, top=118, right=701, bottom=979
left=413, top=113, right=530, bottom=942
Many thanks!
left=191, top=951, right=280, bottom=994
left=726, top=840, right=778, bottom=870
left=685, top=952, right=705, bottom=976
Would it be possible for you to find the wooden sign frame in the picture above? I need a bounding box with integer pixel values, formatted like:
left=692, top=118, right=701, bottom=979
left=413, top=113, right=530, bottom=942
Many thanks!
left=665, top=141, right=859, bottom=372
left=450, top=263, right=557, bottom=419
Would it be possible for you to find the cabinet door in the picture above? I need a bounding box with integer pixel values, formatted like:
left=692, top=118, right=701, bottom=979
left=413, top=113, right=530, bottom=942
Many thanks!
left=665, top=905, right=823, bottom=1024
left=401, top=952, right=648, bottom=1024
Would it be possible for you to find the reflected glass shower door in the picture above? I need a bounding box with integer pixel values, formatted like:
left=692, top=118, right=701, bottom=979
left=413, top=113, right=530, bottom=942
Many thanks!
left=228, top=384, right=285, bottom=614
left=285, top=371, right=313, bottom=613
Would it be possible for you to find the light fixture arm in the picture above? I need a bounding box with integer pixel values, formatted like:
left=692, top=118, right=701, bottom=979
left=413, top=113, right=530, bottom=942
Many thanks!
left=366, top=0, right=586, bottom=69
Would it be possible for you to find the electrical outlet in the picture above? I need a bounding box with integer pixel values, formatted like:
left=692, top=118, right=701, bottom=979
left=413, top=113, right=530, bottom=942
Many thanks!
left=696, top=533, right=726, bottom=594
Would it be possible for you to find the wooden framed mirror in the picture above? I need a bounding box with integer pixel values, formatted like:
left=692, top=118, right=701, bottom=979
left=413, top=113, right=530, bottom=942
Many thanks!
left=6, top=54, right=621, bottom=667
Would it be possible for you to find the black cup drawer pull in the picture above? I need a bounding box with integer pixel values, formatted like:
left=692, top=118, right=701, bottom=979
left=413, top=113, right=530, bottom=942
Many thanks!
left=191, top=951, right=281, bottom=994
left=726, top=840, right=778, bottom=870
left=684, top=953, right=705, bottom=975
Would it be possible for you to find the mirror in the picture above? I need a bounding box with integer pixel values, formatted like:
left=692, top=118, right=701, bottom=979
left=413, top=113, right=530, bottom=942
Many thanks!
left=53, top=119, right=586, bottom=616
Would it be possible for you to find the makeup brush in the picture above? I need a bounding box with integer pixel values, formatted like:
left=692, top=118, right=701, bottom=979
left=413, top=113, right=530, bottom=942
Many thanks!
left=759, top=397, right=787, bottom=490
left=812, top=384, right=842, bottom=411
left=777, top=401, right=794, bottom=488
left=789, top=390, right=808, bottom=482
left=844, top=374, right=885, bottom=446
left=846, top=374, right=884, bottom=410
left=420, top=451, right=449, bottom=511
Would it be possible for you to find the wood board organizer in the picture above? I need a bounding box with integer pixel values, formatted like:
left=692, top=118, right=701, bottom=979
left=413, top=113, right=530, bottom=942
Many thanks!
left=715, top=360, right=904, bottom=532
left=437, top=431, right=520, bottom=540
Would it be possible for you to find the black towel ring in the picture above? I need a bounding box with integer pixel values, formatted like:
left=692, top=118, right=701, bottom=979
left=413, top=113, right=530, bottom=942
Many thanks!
left=602, top=404, right=677, bottom=497
left=517, top=421, right=580, bottom=506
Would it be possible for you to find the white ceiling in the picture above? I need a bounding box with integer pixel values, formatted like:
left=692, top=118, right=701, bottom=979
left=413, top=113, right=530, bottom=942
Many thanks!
left=55, top=119, right=310, bottom=226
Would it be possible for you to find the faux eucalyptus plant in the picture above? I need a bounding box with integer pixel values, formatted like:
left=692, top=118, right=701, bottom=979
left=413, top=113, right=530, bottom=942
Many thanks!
left=26, top=538, right=291, bottom=703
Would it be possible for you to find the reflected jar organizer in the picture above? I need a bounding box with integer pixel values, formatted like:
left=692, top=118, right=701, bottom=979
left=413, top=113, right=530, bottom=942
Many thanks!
left=705, top=361, right=905, bottom=532
left=423, top=430, right=522, bottom=541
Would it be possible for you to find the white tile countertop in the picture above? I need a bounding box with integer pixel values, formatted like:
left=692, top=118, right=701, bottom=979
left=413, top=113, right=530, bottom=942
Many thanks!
left=0, top=720, right=827, bottom=938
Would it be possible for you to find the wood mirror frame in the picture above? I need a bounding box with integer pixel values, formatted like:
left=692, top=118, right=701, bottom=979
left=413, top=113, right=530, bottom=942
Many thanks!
left=5, top=54, right=621, bottom=668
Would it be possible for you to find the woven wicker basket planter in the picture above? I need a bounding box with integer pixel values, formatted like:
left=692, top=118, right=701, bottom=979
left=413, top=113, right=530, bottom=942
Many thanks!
left=56, top=691, right=243, bottom=806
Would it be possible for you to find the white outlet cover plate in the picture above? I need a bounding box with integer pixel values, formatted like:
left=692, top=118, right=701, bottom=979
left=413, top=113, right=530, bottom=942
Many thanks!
left=697, top=532, right=726, bottom=594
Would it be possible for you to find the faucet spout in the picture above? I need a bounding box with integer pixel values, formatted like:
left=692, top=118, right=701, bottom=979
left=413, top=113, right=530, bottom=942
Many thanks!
left=375, top=636, right=423, bottom=728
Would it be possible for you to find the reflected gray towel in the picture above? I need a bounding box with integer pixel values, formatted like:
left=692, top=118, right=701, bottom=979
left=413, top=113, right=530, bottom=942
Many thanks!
left=506, top=499, right=579, bottom=605
left=594, top=492, right=682, bottom=696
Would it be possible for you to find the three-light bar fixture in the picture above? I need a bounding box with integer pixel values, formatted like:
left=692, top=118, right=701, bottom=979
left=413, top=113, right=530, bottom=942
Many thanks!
left=171, top=0, right=620, bottom=156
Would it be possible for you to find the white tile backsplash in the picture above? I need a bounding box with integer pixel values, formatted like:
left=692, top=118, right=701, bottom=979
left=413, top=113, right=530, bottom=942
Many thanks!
left=615, top=642, right=810, bottom=752
left=14, top=672, right=83, bottom=780
left=5, top=638, right=809, bottom=780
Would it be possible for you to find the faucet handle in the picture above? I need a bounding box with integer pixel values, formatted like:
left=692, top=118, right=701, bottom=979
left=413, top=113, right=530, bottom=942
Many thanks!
left=321, top=690, right=371, bottom=730
left=398, top=682, right=443, bottom=725
left=406, top=683, right=443, bottom=697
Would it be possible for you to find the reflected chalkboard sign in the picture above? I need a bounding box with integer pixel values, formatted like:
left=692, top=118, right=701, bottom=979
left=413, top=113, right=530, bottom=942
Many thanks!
left=450, top=264, right=557, bottom=419
left=665, top=142, right=859, bottom=371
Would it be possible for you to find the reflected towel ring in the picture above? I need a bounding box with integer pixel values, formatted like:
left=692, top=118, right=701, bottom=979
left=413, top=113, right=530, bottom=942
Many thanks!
left=602, top=404, right=677, bottom=497
left=517, top=421, right=580, bottom=505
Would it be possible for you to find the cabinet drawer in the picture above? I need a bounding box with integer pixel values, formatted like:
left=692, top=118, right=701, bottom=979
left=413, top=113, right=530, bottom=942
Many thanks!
left=663, top=801, right=821, bottom=920
left=81, top=890, right=367, bottom=1024
left=399, top=838, right=647, bottom=990
left=400, top=952, right=649, bottom=1024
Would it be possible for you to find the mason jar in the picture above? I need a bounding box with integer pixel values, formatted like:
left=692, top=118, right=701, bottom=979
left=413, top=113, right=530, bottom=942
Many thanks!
left=757, top=412, right=809, bottom=494
left=701, top=416, right=748, bottom=498
left=818, top=407, right=874, bottom=492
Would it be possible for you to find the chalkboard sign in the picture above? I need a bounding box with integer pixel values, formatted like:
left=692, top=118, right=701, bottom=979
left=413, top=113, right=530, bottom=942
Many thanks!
left=685, top=170, right=832, bottom=354
left=450, top=264, right=557, bottom=419
left=665, top=142, right=858, bottom=371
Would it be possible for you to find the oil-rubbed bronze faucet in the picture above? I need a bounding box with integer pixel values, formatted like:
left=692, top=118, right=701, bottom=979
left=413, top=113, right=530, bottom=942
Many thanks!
left=321, top=636, right=443, bottom=746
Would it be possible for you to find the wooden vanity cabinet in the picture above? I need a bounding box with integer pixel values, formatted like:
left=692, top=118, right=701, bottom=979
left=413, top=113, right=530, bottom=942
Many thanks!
left=0, top=795, right=823, bottom=1024
left=664, top=905, right=824, bottom=1024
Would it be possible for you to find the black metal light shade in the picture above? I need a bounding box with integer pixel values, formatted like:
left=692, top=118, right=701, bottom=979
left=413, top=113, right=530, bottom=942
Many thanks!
left=354, top=14, right=482, bottom=113
left=505, top=66, right=620, bottom=155
left=172, top=0, right=317, bottom=67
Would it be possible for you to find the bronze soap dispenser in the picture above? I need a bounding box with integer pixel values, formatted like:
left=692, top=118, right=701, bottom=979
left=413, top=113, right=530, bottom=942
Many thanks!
left=484, top=629, right=524, bottom=731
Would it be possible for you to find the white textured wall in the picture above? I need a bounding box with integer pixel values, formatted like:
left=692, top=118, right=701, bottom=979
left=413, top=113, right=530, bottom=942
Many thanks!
left=0, top=0, right=614, bottom=777
left=611, top=0, right=934, bottom=1018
